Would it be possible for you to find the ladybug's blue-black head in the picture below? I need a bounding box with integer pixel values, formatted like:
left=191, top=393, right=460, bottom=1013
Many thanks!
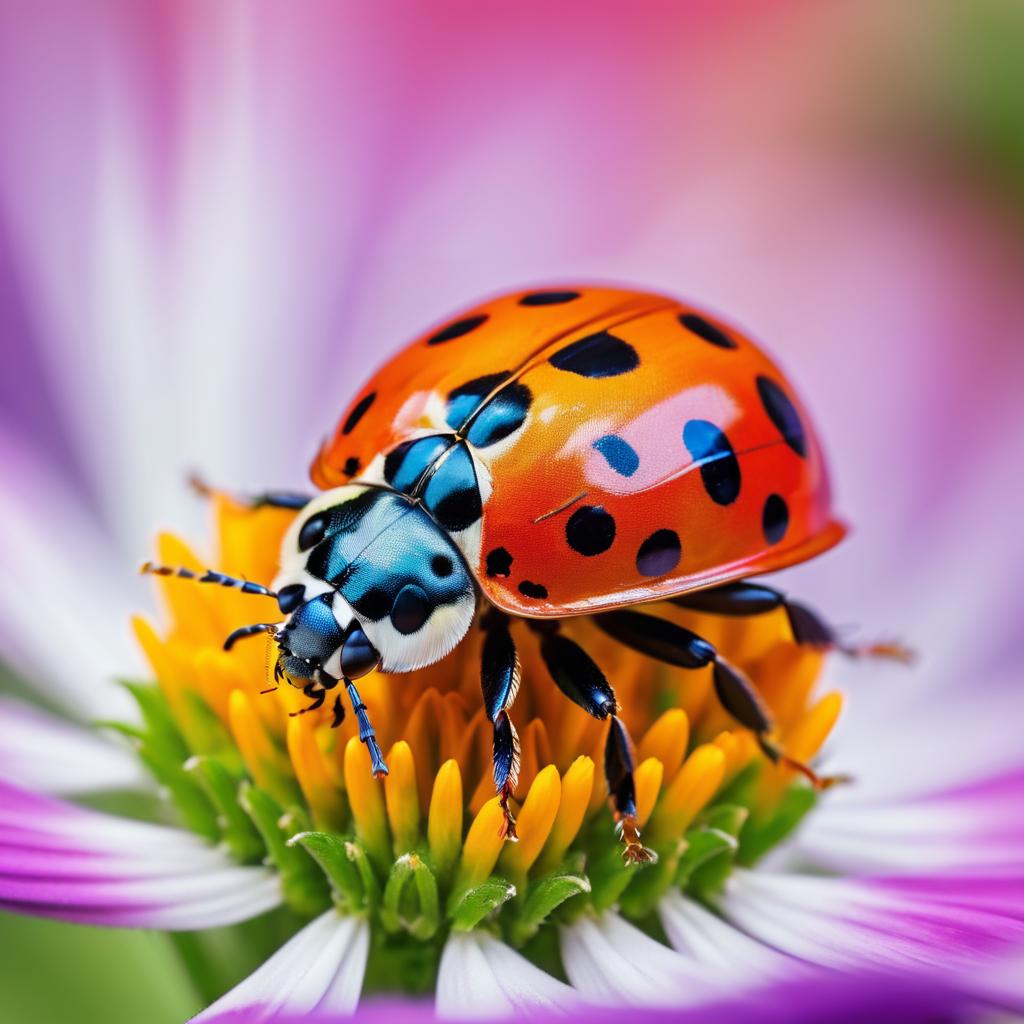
left=273, top=484, right=477, bottom=674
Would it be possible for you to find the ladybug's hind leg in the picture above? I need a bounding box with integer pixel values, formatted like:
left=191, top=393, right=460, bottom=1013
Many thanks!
left=672, top=582, right=914, bottom=665
left=534, top=623, right=656, bottom=864
left=595, top=609, right=846, bottom=792
left=480, top=611, right=523, bottom=841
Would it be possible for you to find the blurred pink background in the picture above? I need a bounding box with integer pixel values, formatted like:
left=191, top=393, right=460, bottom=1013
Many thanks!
left=0, top=2, right=1023, bottom=1019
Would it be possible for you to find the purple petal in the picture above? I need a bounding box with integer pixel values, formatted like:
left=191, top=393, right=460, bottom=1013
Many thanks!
left=0, top=780, right=280, bottom=929
left=198, top=970, right=980, bottom=1024
left=796, top=764, right=1024, bottom=877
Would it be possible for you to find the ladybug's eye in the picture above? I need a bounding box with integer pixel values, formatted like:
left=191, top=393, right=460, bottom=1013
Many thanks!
left=298, top=514, right=328, bottom=552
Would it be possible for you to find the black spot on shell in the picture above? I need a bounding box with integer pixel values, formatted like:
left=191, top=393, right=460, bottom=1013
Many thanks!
left=486, top=547, right=513, bottom=578
left=682, top=419, right=741, bottom=505
left=432, top=488, right=482, bottom=532
left=636, top=529, right=681, bottom=577
left=426, top=313, right=488, bottom=346
left=342, top=391, right=376, bottom=434
left=447, top=372, right=532, bottom=447
left=566, top=505, right=616, bottom=556
left=549, top=331, right=639, bottom=379
left=445, top=372, right=512, bottom=429
left=342, top=456, right=360, bottom=477
left=431, top=554, right=454, bottom=578
left=757, top=375, right=807, bottom=457
left=679, top=312, right=738, bottom=350
left=762, top=494, right=789, bottom=545
left=519, top=290, right=581, bottom=306
left=518, top=580, right=548, bottom=599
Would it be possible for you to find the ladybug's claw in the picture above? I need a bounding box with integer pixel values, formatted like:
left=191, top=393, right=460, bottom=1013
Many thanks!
left=617, top=814, right=657, bottom=865
left=842, top=639, right=916, bottom=666
left=498, top=782, right=519, bottom=842
left=759, top=736, right=851, bottom=791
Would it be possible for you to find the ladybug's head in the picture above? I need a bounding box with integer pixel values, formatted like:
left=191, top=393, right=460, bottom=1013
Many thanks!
left=271, top=485, right=477, bottom=676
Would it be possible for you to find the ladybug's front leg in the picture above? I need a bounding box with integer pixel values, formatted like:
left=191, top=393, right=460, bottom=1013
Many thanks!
left=480, top=611, right=522, bottom=841
left=672, top=582, right=914, bottom=664
left=594, top=609, right=847, bottom=791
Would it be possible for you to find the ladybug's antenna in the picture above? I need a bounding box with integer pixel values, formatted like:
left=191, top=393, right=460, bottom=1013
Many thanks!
left=140, top=562, right=278, bottom=600
left=224, top=621, right=283, bottom=651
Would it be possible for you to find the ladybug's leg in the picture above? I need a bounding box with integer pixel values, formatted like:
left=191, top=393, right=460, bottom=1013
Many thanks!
left=344, top=677, right=389, bottom=779
left=188, top=473, right=311, bottom=511
left=594, top=610, right=845, bottom=791
left=537, top=626, right=656, bottom=864
left=672, top=582, right=913, bottom=664
left=480, top=611, right=523, bottom=841
left=288, top=680, right=327, bottom=717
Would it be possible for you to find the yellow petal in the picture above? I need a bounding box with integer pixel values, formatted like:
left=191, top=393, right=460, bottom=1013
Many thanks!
left=537, top=756, right=594, bottom=873
left=634, top=756, right=664, bottom=827
left=228, top=689, right=299, bottom=809
left=384, top=741, right=420, bottom=855
left=785, top=691, right=843, bottom=762
left=638, top=709, right=689, bottom=782
left=286, top=716, right=345, bottom=831
left=648, top=743, right=725, bottom=843
left=428, top=759, right=464, bottom=878
left=154, top=533, right=224, bottom=646
left=454, top=797, right=506, bottom=892
left=343, top=735, right=390, bottom=869
left=498, top=764, right=561, bottom=880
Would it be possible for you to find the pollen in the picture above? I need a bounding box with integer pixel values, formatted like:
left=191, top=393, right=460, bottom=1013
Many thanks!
left=131, top=495, right=847, bottom=964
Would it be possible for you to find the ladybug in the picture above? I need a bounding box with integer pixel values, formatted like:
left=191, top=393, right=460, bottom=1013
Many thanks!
left=147, top=285, right=897, bottom=862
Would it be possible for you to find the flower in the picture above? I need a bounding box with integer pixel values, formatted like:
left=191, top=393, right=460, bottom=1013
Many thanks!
left=2, top=3, right=1024, bottom=1022
left=4, top=494, right=1023, bottom=1022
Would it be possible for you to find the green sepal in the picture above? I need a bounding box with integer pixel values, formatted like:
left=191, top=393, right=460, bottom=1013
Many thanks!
left=737, top=784, right=816, bottom=867
left=618, top=840, right=686, bottom=920
left=587, top=841, right=656, bottom=914
left=381, top=854, right=440, bottom=940
left=449, top=877, right=517, bottom=931
left=180, top=690, right=242, bottom=767
left=345, top=839, right=382, bottom=915
left=675, top=828, right=738, bottom=893
left=186, top=756, right=264, bottom=862
left=240, top=782, right=329, bottom=916
left=289, top=831, right=364, bottom=912
left=118, top=681, right=190, bottom=761
left=136, top=746, right=220, bottom=840
left=507, top=872, right=591, bottom=946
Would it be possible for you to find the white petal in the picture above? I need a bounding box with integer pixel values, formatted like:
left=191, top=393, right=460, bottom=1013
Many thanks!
left=718, top=869, right=1024, bottom=973
left=194, top=910, right=368, bottom=1021
left=436, top=930, right=579, bottom=1019
left=657, top=889, right=790, bottom=984
left=0, top=697, right=148, bottom=795
left=559, top=912, right=715, bottom=1007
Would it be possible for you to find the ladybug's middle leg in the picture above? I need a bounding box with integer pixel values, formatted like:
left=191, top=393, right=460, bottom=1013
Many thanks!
left=480, top=611, right=523, bottom=841
left=535, top=624, right=656, bottom=864
left=672, top=582, right=913, bottom=664
left=594, top=609, right=846, bottom=791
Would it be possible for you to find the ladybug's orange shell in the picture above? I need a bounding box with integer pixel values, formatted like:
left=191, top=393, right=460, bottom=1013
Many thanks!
left=313, top=286, right=845, bottom=618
